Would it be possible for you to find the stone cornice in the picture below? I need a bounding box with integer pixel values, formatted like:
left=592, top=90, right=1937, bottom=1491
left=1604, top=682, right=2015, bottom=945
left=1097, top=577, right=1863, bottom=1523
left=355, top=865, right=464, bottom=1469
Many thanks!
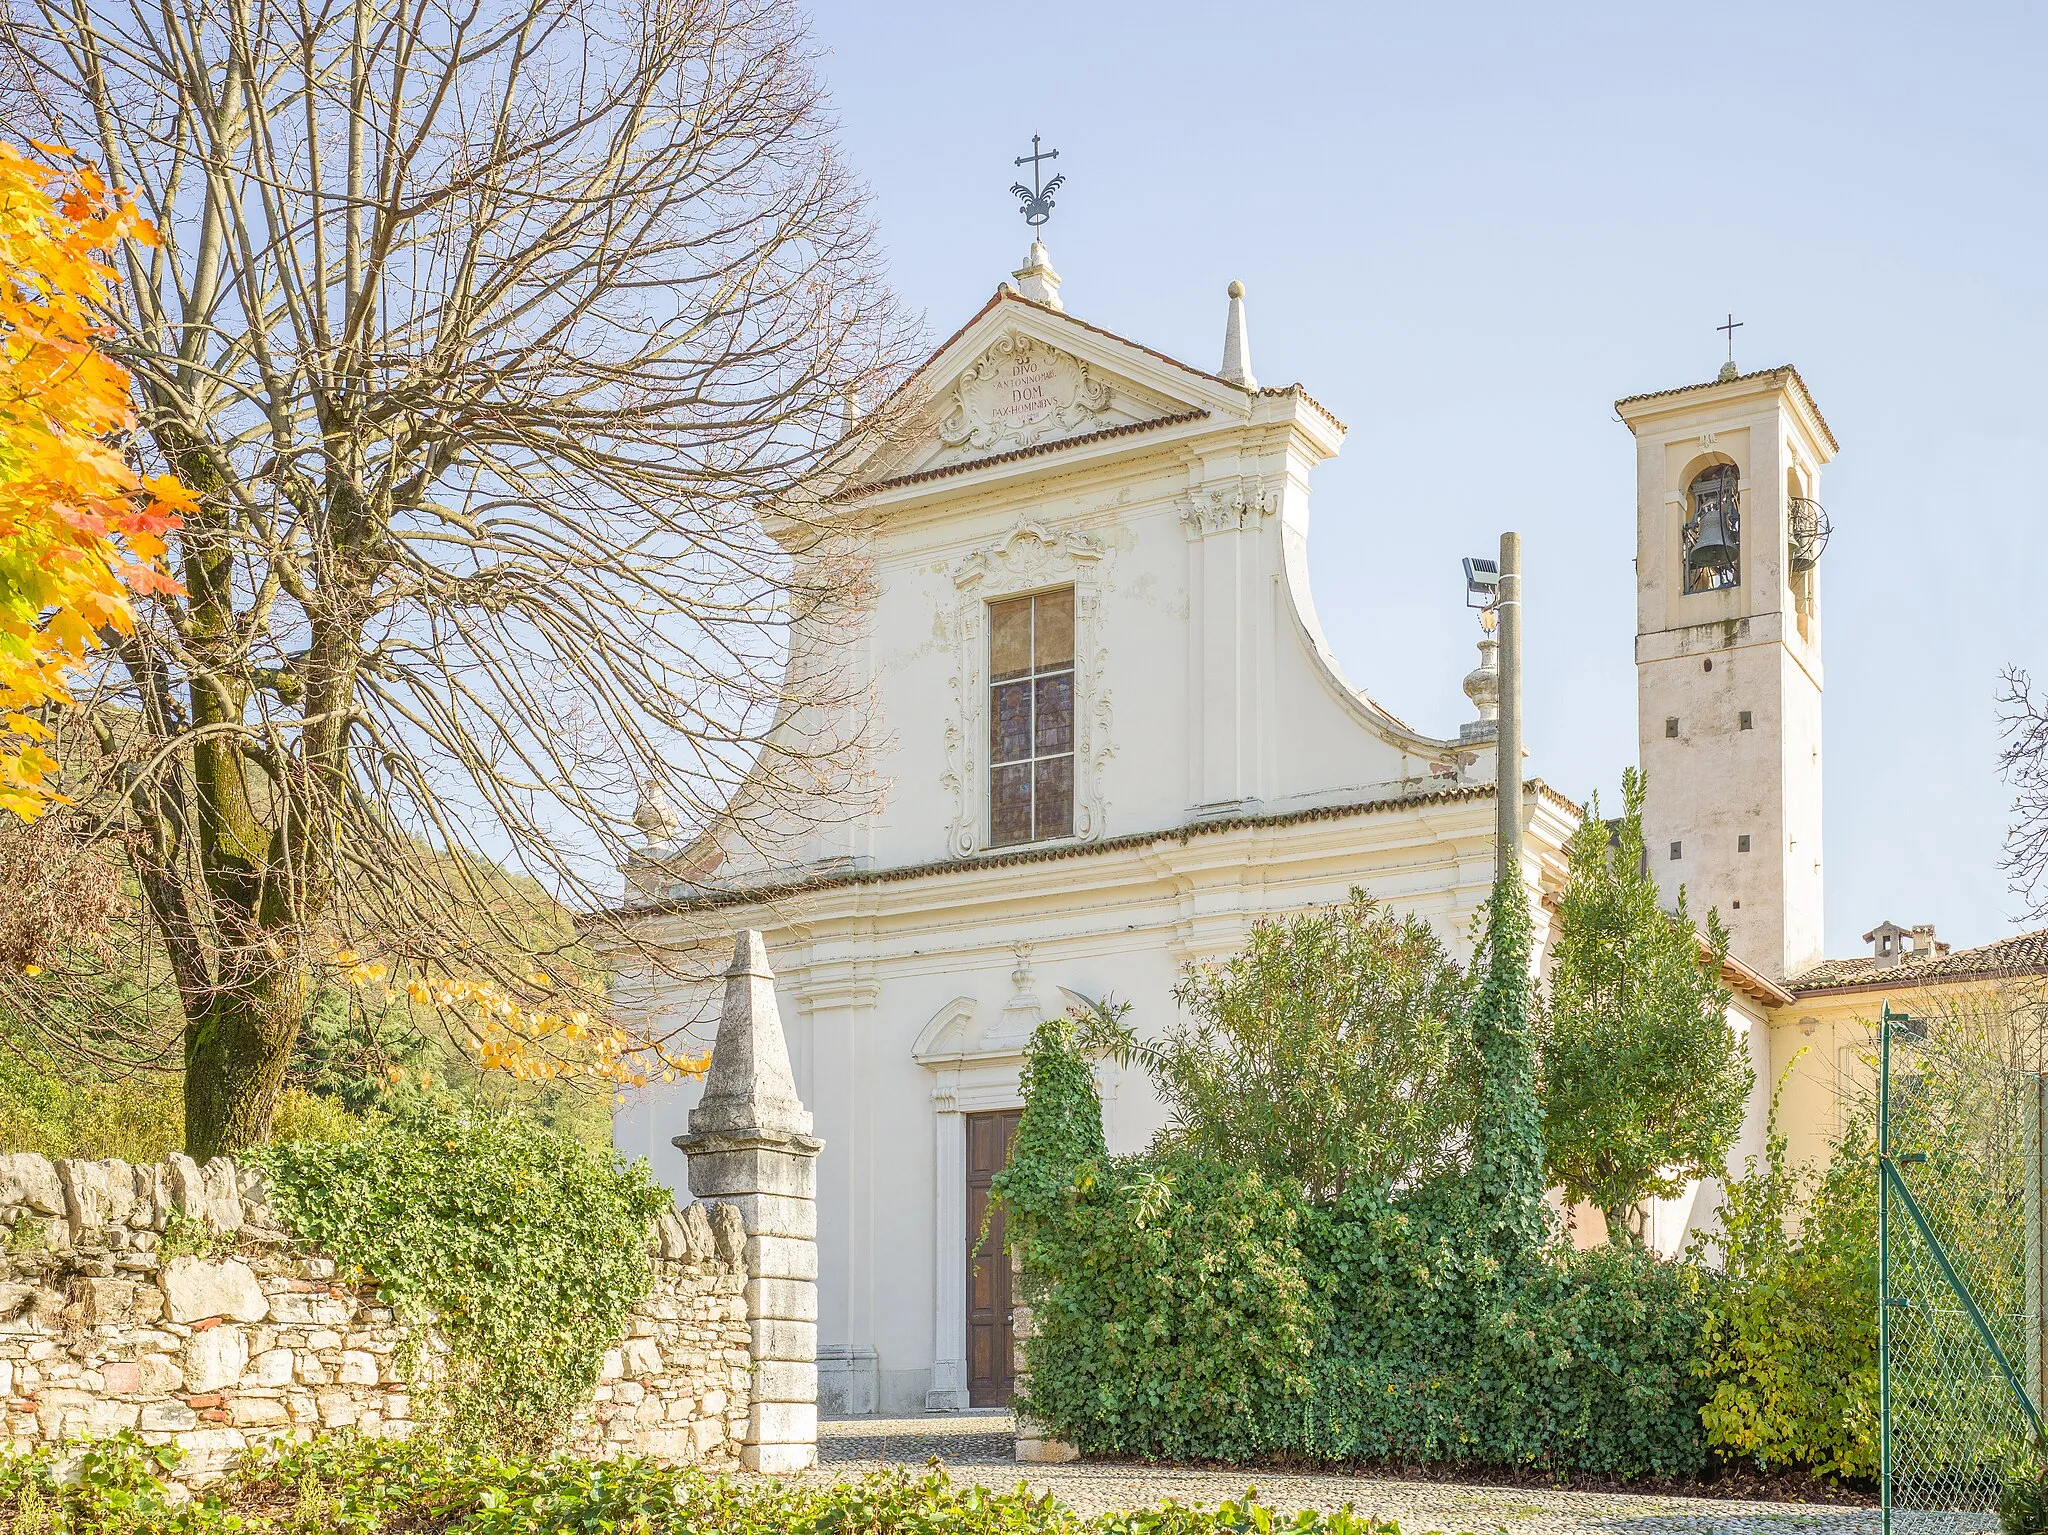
left=604, top=779, right=1583, bottom=930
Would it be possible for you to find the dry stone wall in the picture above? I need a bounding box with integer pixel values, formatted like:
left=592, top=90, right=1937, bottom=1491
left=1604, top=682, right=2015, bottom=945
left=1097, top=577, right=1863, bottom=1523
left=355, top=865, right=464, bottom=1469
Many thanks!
left=0, top=1150, right=755, bottom=1482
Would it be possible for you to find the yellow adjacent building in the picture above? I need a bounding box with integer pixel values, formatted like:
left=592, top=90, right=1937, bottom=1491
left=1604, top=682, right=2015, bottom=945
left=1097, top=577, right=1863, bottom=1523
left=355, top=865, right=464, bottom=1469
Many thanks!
left=1768, top=923, right=2048, bottom=1174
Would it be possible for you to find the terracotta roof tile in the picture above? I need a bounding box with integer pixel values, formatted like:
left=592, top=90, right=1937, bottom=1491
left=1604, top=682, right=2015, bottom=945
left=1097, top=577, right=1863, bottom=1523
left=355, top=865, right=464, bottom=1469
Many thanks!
left=838, top=410, right=1210, bottom=498
left=609, top=777, right=1579, bottom=921
left=1614, top=365, right=1838, bottom=454
left=1789, top=927, right=2048, bottom=995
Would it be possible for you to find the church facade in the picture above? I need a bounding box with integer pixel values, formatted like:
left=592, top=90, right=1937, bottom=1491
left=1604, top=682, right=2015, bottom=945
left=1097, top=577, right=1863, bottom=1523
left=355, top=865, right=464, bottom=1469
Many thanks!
left=610, top=242, right=1849, bottom=1415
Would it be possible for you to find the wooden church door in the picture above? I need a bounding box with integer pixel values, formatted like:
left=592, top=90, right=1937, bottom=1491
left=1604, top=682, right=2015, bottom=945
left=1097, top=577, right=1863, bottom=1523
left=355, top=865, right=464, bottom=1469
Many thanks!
left=965, top=1108, right=1022, bottom=1406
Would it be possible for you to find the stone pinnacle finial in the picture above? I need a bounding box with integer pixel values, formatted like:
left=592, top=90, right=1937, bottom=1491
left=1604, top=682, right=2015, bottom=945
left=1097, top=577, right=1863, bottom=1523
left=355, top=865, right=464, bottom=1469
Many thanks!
left=1219, top=280, right=1255, bottom=390
left=631, top=780, right=679, bottom=844
left=1013, top=241, right=1062, bottom=311
left=686, top=930, right=812, bottom=1139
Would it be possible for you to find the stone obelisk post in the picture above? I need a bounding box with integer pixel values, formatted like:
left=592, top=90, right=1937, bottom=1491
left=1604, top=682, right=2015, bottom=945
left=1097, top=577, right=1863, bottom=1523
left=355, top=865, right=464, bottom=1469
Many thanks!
left=675, top=931, right=823, bottom=1473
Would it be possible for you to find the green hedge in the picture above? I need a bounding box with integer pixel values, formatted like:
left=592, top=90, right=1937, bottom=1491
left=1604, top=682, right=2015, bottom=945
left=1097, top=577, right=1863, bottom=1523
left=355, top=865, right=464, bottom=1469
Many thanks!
left=1001, top=1019, right=1710, bottom=1479
left=1303, top=1191, right=1705, bottom=1474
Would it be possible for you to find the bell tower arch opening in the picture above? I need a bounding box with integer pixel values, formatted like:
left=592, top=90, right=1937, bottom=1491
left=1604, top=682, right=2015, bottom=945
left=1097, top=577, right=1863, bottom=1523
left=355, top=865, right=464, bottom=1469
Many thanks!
left=1682, top=461, right=1742, bottom=592
left=1616, top=367, right=1838, bottom=984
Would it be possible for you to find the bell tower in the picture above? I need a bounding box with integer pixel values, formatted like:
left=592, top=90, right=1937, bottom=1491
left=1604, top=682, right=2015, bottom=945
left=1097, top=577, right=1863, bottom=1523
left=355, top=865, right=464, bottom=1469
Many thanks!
left=1616, top=366, right=1838, bottom=983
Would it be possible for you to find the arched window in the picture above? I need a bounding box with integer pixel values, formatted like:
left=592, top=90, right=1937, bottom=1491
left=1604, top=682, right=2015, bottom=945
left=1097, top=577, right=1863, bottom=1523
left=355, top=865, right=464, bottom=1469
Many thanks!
left=1682, top=463, right=1741, bottom=593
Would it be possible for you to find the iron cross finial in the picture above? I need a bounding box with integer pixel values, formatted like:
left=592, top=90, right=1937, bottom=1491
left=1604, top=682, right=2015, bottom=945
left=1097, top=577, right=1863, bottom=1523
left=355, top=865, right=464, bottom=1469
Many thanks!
left=1011, top=135, right=1064, bottom=234
left=1718, top=312, right=1744, bottom=365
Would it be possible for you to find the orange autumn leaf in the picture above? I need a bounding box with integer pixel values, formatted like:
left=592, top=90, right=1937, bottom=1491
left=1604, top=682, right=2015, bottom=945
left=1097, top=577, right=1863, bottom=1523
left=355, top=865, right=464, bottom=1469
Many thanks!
left=0, top=141, right=184, bottom=820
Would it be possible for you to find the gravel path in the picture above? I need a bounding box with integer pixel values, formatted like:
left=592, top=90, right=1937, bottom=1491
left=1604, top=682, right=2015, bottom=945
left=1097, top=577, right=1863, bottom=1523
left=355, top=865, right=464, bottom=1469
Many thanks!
left=814, top=1413, right=1977, bottom=1535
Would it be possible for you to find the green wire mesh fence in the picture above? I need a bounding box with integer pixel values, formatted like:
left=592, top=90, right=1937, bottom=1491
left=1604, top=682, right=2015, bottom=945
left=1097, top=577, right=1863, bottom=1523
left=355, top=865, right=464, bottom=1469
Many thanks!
left=1880, top=1001, right=2045, bottom=1535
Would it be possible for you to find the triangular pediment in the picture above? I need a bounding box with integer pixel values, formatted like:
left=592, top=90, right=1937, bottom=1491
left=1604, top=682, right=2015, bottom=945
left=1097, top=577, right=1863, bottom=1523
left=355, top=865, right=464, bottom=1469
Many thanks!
left=846, top=296, right=1231, bottom=492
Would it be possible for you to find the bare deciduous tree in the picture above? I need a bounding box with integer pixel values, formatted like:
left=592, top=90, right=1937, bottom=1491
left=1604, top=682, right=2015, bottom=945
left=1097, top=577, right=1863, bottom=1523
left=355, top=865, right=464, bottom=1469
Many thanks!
left=1998, top=666, right=2048, bottom=923
left=0, top=0, right=910, bottom=1154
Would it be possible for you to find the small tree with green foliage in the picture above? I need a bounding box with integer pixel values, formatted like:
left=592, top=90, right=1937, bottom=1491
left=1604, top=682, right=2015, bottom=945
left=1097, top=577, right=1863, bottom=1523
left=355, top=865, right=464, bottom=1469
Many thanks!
left=1542, top=769, right=1750, bottom=1245
left=1127, top=890, right=1474, bottom=1203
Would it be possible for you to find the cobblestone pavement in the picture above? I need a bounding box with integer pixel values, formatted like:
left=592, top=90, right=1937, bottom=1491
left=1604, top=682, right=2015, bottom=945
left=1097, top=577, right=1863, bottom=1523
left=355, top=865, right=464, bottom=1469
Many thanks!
left=814, top=1413, right=1975, bottom=1535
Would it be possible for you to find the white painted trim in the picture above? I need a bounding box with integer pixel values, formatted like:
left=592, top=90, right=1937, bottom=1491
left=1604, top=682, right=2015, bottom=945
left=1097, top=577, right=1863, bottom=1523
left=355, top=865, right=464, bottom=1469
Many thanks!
left=926, top=1107, right=969, bottom=1411
left=923, top=1053, right=1026, bottom=1411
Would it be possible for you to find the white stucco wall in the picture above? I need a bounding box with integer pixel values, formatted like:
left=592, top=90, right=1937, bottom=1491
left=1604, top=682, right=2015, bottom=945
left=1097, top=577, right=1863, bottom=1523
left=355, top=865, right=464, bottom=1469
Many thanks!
left=615, top=788, right=1572, bottom=1414
left=606, top=284, right=1592, bottom=1413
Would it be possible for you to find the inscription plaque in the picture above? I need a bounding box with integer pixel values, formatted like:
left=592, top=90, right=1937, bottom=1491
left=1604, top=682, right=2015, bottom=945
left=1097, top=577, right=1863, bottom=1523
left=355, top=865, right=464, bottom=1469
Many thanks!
left=940, top=334, right=1111, bottom=455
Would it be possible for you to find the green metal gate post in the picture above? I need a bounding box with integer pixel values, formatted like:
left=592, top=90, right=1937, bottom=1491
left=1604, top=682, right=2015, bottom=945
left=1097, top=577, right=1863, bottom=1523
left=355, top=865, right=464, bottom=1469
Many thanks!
left=1880, top=1002, right=1896, bottom=1535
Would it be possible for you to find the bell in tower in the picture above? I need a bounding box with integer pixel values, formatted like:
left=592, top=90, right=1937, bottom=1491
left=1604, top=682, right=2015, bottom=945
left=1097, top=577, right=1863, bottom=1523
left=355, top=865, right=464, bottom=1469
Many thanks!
left=1681, top=462, right=1742, bottom=592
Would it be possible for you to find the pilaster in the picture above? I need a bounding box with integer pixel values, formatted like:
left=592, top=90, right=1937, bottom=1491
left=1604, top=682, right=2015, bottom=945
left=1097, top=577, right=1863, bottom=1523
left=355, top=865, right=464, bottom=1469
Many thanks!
left=1181, top=472, right=1274, bottom=816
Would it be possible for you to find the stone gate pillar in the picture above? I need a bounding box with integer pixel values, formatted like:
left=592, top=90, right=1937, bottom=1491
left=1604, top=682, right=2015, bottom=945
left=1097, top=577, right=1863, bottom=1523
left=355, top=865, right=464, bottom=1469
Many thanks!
left=676, top=931, right=823, bottom=1474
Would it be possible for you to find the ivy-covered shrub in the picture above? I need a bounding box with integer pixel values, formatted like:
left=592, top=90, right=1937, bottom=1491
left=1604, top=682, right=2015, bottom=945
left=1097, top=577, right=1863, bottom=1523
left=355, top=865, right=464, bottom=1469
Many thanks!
left=1001, top=1021, right=1710, bottom=1479
left=1019, top=1151, right=1325, bottom=1461
left=1303, top=1188, right=1707, bottom=1476
left=252, top=1106, right=672, bottom=1450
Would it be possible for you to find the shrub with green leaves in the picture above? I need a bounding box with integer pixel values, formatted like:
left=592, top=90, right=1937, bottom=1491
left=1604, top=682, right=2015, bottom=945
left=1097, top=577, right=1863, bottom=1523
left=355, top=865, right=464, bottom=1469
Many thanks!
left=0, top=1431, right=1454, bottom=1535
left=252, top=1106, right=672, bottom=1450
left=1690, top=1078, right=1876, bottom=1481
left=1019, top=1150, right=1326, bottom=1462
left=1000, top=1020, right=1708, bottom=1478
left=1151, top=890, right=1475, bottom=1202
left=1303, top=1187, right=1707, bottom=1476
left=2002, top=1435, right=2048, bottom=1535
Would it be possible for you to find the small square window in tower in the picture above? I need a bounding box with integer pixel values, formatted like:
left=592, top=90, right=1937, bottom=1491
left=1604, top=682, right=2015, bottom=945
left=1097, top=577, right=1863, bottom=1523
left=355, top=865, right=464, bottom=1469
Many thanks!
left=1739, top=710, right=1754, bottom=731
left=1739, top=834, right=1751, bottom=852
left=1669, top=840, right=1682, bottom=861
left=1683, top=463, right=1741, bottom=593
left=1665, top=717, right=1679, bottom=738
left=987, top=588, right=1076, bottom=847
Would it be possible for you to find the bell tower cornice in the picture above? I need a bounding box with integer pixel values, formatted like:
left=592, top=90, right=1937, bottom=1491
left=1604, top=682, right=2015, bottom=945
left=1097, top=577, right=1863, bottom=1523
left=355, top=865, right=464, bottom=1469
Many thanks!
left=1616, top=365, right=1838, bottom=463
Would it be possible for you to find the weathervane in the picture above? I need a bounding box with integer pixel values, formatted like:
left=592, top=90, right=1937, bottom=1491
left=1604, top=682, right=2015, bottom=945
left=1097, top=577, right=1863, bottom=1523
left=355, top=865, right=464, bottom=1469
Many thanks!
left=1011, top=135, right=1064, bottom=234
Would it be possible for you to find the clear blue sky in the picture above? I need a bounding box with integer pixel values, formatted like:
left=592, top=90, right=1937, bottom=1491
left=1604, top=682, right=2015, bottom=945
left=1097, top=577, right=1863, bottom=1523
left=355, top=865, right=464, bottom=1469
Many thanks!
left=806, top=0, right=2047, bottom=961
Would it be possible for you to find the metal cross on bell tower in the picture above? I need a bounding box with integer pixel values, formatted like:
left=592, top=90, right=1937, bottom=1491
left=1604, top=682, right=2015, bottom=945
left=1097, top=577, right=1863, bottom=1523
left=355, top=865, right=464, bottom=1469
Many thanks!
left=1010, top=135, right=1065, bottom=233
left=1716, top=313, right=1744, bottom=380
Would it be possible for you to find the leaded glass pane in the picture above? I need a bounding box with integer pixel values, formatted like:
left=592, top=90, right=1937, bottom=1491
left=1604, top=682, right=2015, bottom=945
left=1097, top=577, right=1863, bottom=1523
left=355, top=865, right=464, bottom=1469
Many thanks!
left=990, top=764, right=1033, bottom=846
left=1034, top=757, right=1073, bottom=839
left=991, top=681, right=1032, bottom=764
left=1033, top=588, right=1075, bottom=669
left=1034, top=674, right=1073, bottom=755
left=990, top=597, right=1034, bottom=681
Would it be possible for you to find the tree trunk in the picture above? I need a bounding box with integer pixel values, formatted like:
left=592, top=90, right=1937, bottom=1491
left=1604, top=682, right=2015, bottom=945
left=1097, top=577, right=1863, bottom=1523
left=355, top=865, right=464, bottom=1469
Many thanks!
left=182, top=962, right=306, bottom=1159
left=1600, top=1200, right=1645, bottom=1249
